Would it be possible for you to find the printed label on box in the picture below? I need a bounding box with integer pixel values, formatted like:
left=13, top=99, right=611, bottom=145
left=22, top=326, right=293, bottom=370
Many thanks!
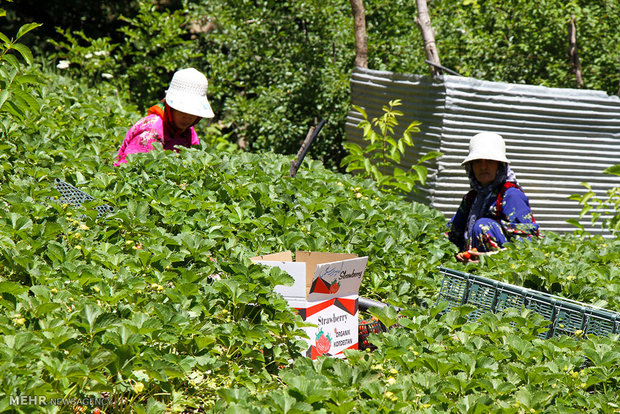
left=308, top=257, right=368, bottom=301
left=290, top=295, right=359, bottom=359
left=250, top=251, right=366, bottom=359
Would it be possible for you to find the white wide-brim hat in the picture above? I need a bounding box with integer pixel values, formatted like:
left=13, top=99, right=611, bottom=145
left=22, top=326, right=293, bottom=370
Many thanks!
left=165, top=68, right=214, bottom=119
left=461, top=132, right=510, bottom=165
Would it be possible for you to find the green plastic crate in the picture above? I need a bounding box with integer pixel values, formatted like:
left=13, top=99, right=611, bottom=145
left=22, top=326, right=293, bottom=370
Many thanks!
left=436, top=267, right=620, bottom=339
left=585, top=312, right=618, bottom=337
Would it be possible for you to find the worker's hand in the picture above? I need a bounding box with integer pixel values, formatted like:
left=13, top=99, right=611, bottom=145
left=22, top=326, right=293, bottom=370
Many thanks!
left=456, top=248, right=506, bottom=262
left=456, top=249, right=481, bottom=263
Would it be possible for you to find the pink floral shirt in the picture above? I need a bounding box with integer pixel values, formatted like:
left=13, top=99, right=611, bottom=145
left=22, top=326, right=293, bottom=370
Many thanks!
left=114, top=114, right=200, bottom=166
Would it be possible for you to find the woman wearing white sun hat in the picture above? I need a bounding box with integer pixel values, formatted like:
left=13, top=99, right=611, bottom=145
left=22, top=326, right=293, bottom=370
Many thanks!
left=114, top=68, right=214, bottom=166
left=447, top=132, right=540, bottom=262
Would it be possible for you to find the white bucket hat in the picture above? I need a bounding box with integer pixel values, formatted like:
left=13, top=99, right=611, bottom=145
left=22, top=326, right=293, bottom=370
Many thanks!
left=165, top=68, right=214, bottom=119
left=461, top=132, right=510, bottom=165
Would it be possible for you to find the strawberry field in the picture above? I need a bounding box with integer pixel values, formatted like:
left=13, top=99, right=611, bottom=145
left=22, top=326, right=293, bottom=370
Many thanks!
left=0, top=62, right=619, bottom=413
left=1, top=6, right=620, bottom=410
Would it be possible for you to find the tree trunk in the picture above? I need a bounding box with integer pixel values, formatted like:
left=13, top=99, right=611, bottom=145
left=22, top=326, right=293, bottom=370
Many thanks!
left=415, top=0, right=441, bottom=77
left=350, top=0, right=368, bottom=68
left=569, top=14, right=583, bottom=88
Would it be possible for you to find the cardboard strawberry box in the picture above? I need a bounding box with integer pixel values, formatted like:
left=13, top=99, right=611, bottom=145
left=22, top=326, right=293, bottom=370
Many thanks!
left=251, top=251, right=368, bottom=359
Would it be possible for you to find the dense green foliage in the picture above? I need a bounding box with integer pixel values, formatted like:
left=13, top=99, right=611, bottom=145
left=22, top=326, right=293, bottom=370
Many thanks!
left=366, top=0, right=620, bottom=93
left=1, top=56, right=619, bottom=414
left=7, top=0, right=619, bottom=169
left=0, top=5, right=619, bottom=413
left=188, top=0, right=354, bottom=165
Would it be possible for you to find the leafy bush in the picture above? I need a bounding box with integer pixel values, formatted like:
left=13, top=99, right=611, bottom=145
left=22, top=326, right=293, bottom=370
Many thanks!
left=0, top=20, right=43, bottom=124
left=3, top=62, right=620, bottom=411
left=47, top=28, right=119, bottom=86
left=188, top=0, right=355, bottom=167
left=8, top=0, right=620, bottom=177
left=48, top=1, right=202, bottom=106
left=24, top=0, right=620, bottom=172
left=43, top=0, right=355, bottom=168
left=473, top=233, right=620, bottom=311
left=1, top=60, right=457, bottom=411
left=365, top=0, right=620, bottom=94
left=218, top=306, right=620, bottom=413
left=342, top=99, right=442, bottom=195
left=569, top=164, right=620, bottom=238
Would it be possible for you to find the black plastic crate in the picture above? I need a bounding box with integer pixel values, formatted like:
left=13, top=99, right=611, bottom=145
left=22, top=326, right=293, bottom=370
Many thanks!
left=53, top=178, right=113, bottom=218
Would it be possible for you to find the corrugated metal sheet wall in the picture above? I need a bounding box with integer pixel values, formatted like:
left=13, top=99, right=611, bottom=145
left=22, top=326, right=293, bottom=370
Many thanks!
left=347, top=67, right=620, bottom=236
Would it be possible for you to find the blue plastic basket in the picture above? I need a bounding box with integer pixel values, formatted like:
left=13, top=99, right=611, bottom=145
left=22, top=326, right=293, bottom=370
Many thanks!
left=437, top=267, right=620, bottom=339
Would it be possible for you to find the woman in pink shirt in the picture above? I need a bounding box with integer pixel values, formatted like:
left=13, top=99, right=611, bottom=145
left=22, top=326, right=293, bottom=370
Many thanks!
left=114, top=68, right=214, bottom=166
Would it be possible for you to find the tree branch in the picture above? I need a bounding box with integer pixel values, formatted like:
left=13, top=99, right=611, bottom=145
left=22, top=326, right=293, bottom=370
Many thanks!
left=569, top=14, right=583, bottom=88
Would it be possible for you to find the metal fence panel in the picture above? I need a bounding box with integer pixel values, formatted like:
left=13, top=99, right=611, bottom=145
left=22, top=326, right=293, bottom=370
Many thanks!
left=347, top=67, right=620, bottom=236
left=346, top=68, right=446, bottom=204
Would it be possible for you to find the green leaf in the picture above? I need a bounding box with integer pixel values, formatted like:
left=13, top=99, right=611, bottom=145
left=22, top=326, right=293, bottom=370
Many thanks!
left=16, top=23, right=42, bottom=40
left=2, top=53, right=20, bottom=69
left=36, top=302, right=61, bottom=316
left=515, top=387, right=532, bottom=407
left=390, top=145, right=401, bottom=163
left=353, top=104, right=367, bottom=120
left=603, top=164, right=620, bottom=176
left=3, top=99, right=26, bottom=119
left=14, top=74, right=39, bottom=85
left=363, top=158, right=372, bottom=174
left=411, top=165, right=428, bottom=185
left=325, top=400, right=357, bottom=414
left=84, top=305, right=103, bottom=333
left=0, top=89, right=8, bottom=110
left=419, top=151, right=443, bottom=163
left=565, top=218, right=584, bottom=230
left=11, top=43, right=33, bottom=65
left=86, top=348, right=117, bottom=370
left=402, top=132, right=413, bottom=147
left=342, top=142, right=363, bottom=156
left=11, top=88, right=40, bottom=112
left=0, top=281, right=28, bottom=295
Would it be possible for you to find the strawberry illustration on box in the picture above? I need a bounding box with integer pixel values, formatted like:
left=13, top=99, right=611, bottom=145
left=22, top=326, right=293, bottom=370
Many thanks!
left=314, top=328, right=332, bottom=355
left=251, top=251, right=368, bottom=359
left=311, top=276, right=339, bottom=295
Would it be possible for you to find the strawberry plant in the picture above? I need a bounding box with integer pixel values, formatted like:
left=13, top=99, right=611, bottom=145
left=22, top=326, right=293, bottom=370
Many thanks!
left=0, top=18, right=618, bottom=412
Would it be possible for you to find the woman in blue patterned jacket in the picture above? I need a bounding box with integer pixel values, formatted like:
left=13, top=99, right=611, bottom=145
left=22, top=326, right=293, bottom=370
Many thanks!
left=447, top=132, right=540, bottom=262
